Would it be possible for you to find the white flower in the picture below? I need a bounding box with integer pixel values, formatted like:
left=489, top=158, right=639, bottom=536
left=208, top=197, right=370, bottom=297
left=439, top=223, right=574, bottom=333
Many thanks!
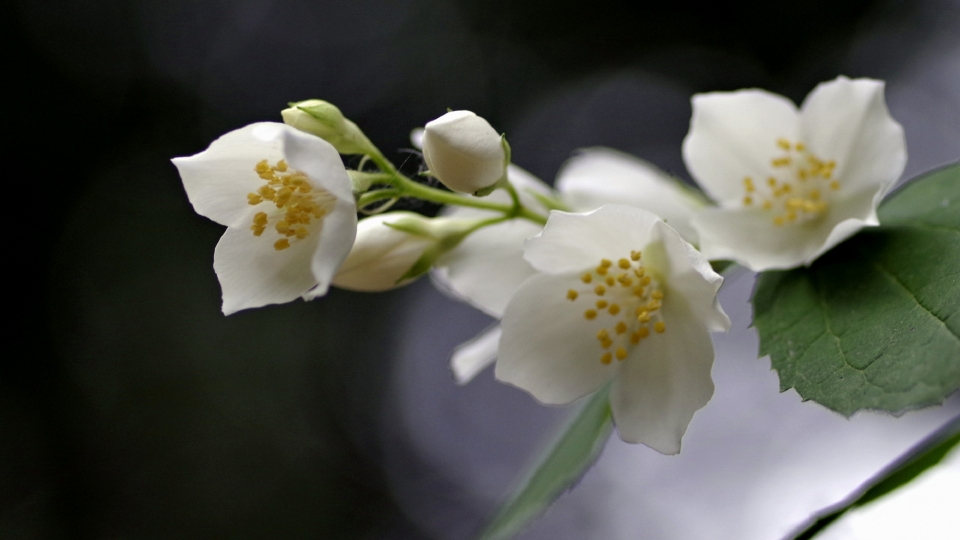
left=422, top=111, right=506, bottom=194
left=496, top=205, right=730, bottom=454
left=173, top=122, right=357, bottom=314
left=682, top=76, right=907, bottom=271
left=433, top=150, right=704, bottom=383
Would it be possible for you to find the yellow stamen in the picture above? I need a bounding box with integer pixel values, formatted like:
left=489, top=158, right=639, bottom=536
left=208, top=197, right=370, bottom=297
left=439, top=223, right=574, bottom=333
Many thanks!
left=584, top=309, right=597, bottom=320
left=615, top=347, right=628, bottom=361
left=615, top=321, right=627, bottom=334
left=596, top=300, right=608, bottom=309
left=600, top=352, right=613, bottom=365
left=274, top=238, right=290, bottom=250
left=567, top=289, right=579, bottom=301
left=581, top=273, right=593, bottom=284
left=654, top=321, right=666, bottom=333
left=608, top=304, right=621, bottom=315
left=618, top=258, right=631, bottom=269
left=594, top=285, right=606, bottom=296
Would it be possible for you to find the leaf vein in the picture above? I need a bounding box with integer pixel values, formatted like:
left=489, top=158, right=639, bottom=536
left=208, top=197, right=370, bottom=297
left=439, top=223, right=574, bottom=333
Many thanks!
left=864, top=253, right=960, bottom=345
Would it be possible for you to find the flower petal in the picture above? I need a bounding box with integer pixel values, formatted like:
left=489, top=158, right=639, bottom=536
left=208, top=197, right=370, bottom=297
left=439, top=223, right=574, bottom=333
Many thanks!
left=691, top=185, right=881, bottom=271
left=305, top=197, right=358, bottom=299
left=683, top=90, right=800, bottom=205
left=214, top=223, right=323, bottom=315
left=649, top=220, right=730, bottom=333
left=451, top=325, right=502, bottom=384
left=432, top=165, right=553, bottom=316
left=280, top=125, right=355, bottom=203
left=611, top=300, right=716, bottom=454
left=173, top=122, right=285, bottom=227
left=801, top=187, right=882, bottom=266
left=800, top=77, right=907, bottom=195
left=496, top=273, right=619, bottom=404
left=523, top=205, right=659, bottom=275
left=556, top=147, right=706, bottom=243
left=432, top=219, right=543, bottom=316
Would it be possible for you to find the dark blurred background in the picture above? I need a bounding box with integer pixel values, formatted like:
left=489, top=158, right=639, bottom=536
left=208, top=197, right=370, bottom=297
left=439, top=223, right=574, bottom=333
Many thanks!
left=4, top=0, right=959, bottom=538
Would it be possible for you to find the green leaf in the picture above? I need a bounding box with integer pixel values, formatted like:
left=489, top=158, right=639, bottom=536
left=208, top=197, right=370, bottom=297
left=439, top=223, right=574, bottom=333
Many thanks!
left=477, top=387, right=613, bottom=540
left=753, top=163, right=960, bottom=415
left=789, top=415, right=960, bottom=540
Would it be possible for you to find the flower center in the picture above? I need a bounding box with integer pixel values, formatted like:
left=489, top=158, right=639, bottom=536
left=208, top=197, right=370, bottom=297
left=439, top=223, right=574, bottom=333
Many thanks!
left=741, top=138, right=841, bottom=226
left=565, top=250, right=666, bottom=365
left=246, top=159, right=334, bottom=250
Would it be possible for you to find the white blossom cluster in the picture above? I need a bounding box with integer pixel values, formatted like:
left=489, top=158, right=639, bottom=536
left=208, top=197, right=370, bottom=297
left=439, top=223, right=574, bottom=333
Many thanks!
left=173, top=76, right=906, bottom=454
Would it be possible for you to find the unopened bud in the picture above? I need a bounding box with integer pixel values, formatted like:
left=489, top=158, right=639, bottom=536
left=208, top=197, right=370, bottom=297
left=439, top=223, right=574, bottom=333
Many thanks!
left=281, top=99, right=373, bottom=155
left=333, top=212, right=475, bottom=291
left=421, top=111, right=506, bottom=194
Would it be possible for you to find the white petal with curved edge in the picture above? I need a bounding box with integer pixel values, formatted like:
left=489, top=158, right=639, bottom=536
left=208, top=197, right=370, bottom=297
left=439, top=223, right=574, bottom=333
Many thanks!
left=683, top=90, right=800, bottom=205
left=691, top=186, right=881, bottom=271
left=691, top=208, right=818, bottom=271
left=432, top=219, right=542, bottom=317
left=305, top=197, right=358, bottom=299
left=280, top=125, right=355, bottom=203
left=651, top=220, right=730, bottom=332
left=801, top=77, right=907, bottom=195
left=610, top=299, right=716, bottom=454
left=173, top=122, right=285, bottom=227
left=556, top=148, right=705, bottom=243
left=523, top=205, right=660, bottom=275
left=800, top=187, right=882, bottom=266
left=451, top=325, right=502, bottom=384
left=496, top=273, right=619, bottom=404
left=215, top=224, right=323, bottom=315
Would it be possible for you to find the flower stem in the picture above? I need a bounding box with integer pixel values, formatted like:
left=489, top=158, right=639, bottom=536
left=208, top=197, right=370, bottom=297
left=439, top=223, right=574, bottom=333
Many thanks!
left=354, top=172, right=548, bottom=225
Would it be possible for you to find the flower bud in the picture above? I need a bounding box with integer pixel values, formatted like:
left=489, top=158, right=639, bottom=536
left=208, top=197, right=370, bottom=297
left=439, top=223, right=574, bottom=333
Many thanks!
left=333, top=211, right=482, bottom=291
left=281, top=99, right=373, bottom=155
left=421, top=111, right=506, bottom=194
